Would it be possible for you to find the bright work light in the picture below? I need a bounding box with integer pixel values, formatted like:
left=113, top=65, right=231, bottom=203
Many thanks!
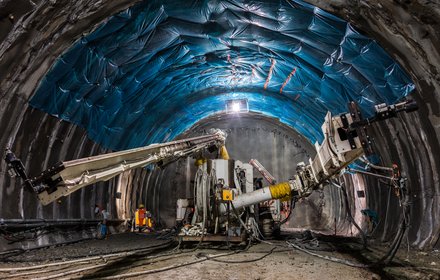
left=225, top=99, right=249, bottom=114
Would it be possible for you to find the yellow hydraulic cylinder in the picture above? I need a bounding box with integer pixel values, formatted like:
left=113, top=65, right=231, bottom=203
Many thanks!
left=269, top=182, right=291, bottom=200
left=220, top=181, right=292, bottom=214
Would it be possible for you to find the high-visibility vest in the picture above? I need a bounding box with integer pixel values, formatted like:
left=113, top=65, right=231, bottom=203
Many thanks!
left=135, top=209, right=146, bottom=226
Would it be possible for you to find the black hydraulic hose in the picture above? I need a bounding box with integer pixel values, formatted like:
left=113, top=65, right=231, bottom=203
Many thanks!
left=230, top=202, right=252, bottom=238
left=331, top=180, right=368, bottom=249
left=279, top=198, right=296, bottom=225
left=292, top=179, right=411, bottom=268
left=376, top=189, right=411, bottom=265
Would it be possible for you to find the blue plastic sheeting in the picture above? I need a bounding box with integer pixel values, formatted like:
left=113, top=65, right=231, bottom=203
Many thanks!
left=30, top=0, right=415, bottom=150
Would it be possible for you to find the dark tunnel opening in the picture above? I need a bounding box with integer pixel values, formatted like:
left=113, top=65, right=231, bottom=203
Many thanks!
left=0, top=0, right=439, bottom=279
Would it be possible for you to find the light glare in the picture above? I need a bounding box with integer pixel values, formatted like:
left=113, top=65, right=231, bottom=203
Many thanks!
left=225, top=98, right=249, bottom=114
left=232, top=102, right=240, bottom=112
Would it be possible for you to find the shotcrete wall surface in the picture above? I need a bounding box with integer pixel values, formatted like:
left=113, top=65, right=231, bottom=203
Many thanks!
left=139, top=113, right=338, bottom=230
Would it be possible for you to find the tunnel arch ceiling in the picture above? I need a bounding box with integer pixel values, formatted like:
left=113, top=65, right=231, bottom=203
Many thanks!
left=29, top=0, right=415, bottom=150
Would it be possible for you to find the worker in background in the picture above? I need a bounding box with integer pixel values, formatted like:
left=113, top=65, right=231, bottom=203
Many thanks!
left=135, top=204, right=154, bottom=232
left=135, top=204, right=146, bottom=232
left=98, top=208, right=110, bottom=239
left=102, top=208, right=110, bottom=225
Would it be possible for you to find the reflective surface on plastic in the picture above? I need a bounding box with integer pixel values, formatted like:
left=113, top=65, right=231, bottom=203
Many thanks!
left=30, top=0, right=415, bottom=150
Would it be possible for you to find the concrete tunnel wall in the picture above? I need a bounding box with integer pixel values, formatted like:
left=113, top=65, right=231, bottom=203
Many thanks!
left=0, top=0, right=439, bottom=250
left=139, top=113, right=368, bottom=239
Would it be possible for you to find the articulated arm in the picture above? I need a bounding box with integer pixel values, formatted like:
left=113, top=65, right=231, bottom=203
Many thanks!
left=5, top=130, right=227, bottom=205
left=222, top=99, right=417, bottom=212
left=290, top=99, right=417, bottom=199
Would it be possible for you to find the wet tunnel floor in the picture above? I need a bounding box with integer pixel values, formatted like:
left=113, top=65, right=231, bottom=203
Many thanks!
left=0, top=232, right=439, bottom=279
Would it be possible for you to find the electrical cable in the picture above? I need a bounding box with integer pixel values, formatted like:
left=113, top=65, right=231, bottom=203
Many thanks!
left=98, top=251, right=240, bottom=279
left=286, top=240, right=370, bottom=268
left=331, top=180, right=368, bottom=250
left=280, top=177, right=411, bottom=269
left=279, top=198, right=296, bottom=225
left=251, top=217, right=265, bottom=240
left=344, top=165, right=411, bottom=265
left=5, top=242, right=195, bottom=279
left=376, top=187, right=411, bottom=265
left=326, top=135, right=339, bottom=157
left=253, top=236, right=371, bottom=268
left=230, top=202, right=252, bottom=236
left=96, top=244, right=281, bottom=279
left=0, top=239, right=175, bottom=272
left=199, top=246, right=277, bottom=263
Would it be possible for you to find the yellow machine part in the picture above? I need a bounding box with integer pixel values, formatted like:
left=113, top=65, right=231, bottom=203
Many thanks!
left=195, top=157, right=207, bottom=166
left=269, top=182, right=291, bottom=201
left=222, top=189, right=233, bottom=201
left=219, top=145, right=230, bottom=160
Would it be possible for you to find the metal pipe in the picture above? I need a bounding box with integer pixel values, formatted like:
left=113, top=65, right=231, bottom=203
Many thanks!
left=220, top=187, right=273, bottom=214
left=219, top=187, right=272, bottom=214
left=359, top=157, right=393, bottom=172
left=347, top=168, right=394, bottom=181
left=232, top=187, right=273, bottom=210
left=219, top=182, right=291, bottom=214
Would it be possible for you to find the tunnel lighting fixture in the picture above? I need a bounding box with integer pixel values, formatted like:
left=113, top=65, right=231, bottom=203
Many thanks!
left=225, top=98, right=249, bottom=114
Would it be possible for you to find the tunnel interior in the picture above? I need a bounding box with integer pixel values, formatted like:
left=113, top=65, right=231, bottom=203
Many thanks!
left=29, top=0, right=414, bottom=150
left=0, top=0, right=439, bottom=276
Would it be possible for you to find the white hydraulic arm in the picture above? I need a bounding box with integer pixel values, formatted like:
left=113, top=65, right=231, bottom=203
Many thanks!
left=220, top=99, right=418, bottom=213
left=5, top=130, right=227, bottom=205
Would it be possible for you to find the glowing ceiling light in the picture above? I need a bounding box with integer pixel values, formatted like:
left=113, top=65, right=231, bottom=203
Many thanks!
left=226, top=99, right=249, bottom=114
left=232, top=102, right=240, bottom=112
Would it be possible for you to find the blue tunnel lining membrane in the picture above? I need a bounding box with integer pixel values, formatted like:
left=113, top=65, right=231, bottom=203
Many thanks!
left=30, top=0, right=415, bottom=150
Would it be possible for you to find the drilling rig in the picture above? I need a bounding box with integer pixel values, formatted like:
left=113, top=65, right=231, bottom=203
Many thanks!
left=5, top=100, right=417, bottom=243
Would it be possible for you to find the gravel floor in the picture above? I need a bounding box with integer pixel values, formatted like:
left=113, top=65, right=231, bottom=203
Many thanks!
left=0, top=232, right=439, bottom=279
left=2, top=232, right=171, bottom=263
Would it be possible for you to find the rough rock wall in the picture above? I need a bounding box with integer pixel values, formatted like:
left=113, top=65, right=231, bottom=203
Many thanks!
left=0, top=1, right=144, bottom=210
left=140, top=113, right=360, bottom=234
left=0, top=107, right=123, bottom=252
left=0, top=107, right=101, bottom=220
left=306, top=0, right=440, bottom=249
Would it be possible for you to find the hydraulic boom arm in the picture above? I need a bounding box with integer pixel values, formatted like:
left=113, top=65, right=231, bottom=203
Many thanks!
left=220, top=99, right=417, bottom=213
left=5, top=130, right=227, bottom=205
